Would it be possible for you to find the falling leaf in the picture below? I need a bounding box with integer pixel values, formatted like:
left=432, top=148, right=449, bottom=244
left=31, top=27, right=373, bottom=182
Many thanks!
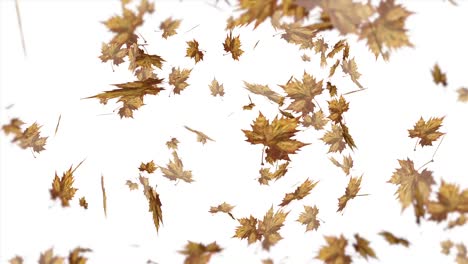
left=169, top=67, right=192, bottom=94
left=314, top=38, right=328, bottom=67
left=326, top=82, right=337, bottom=97
left=303, top=110, right=328, bottom=130
left=441, top=240, right=453, bottom=255
left=166, top=137, right=179, bottom=150
left=2, top=118, right=48, bottom=153
left=388, top=159, right=435, bottom=223
left=279, top=179, right=318, bottom=207
left=147, top=186, right=163, bottom=233
left=262, top=259, right=274, bottom=264
left=135, top=53, right=164, bottom=70
left=321, top=124, right=346, bottom=153
left=101, top=175, right=107, bottom=218
left=244, top=81, right=284, bottom=105
left=54, top=114, right=61, bottom=136
left=341, top=123, right=356, bottom=150
left=301, top=54, right=310, bottom=61
left=431, top=63, right=447, bottom=87
left=280, top=72, right=323, bottom=116
left=159, top=151, right=193, bottom=183
left=297, top=205, right=320, bottom=232
left=50, top=165, right=78, bottom=207
left=186, top=40, right=204, bottom=63
left=447, top=214, right=467, bottom=229
left=9, top=256, right=23, bottom=264
left=228, top=0, right=277, bottom=29
left=209, top=202, right=235, bottom=219
left=234, top=215, right=261, bottom=245
left=341, top=58, right=364, bottom=89
left=280, top=22, right=316, bottom=49
left=258, top=206, right=289, bottom=250
left=258, top=162, right=289, bottom=185
left=327, top=39, right=346, bottom=58
left=379, top=231, right=410, bottom=247
left=86, top=78, right=164, bottom=118
left=337, top=175, right=362, bottom=212
left=329, top=154, right=353, bottom=175
left=328, top=95, right=349, bottom=123
left=99, top=43, right=127, bottom=65
left=427, top=181, right=468, bottom=222
left=359, top=0, right=413, bottom=60
left=39, top=248, right=64, bottom=264
left=316, top=235, right=351, bottom=264
left=329, top=59, right=340, bottom=78
left=68, top=247, right=91, bottom=264
left=127, top=44, right=160, bottom=80
left=320, top=0, right=374, bottom=34
left=408, top=116, right=445, bottom=147
left=178, top=241, right=222, bottom=264
left=456, top=88, right=468, bottom=102
left=209, top=78, right=225, bottom=97
left=79, top=197, right=88, bottom=209
left=184, top=126, right=215, bottom=144
left=139, top=160, right=157, bottom=173
left=243, top=112, right=307, bottom=164
left=126, top=180, right=139, bottom=190
left=223, top=31, right=244, bottom=60
left=242, top=96, right=255, bottom=110
left=160, top=17, right=181, bottom=39
left=353, top=234, right=377, bottom=260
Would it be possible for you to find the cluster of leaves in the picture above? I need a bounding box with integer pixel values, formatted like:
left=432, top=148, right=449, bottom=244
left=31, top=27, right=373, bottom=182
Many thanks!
left=2, top=118, right=47, bottom=153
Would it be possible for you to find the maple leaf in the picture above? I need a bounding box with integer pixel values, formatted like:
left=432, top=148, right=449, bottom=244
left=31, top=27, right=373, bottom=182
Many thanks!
left=99, top=43, right=127, bottom=65
left=209, top=78, right=225, bottom=97
left=337, top=175, right=362, bottom=212
left=316, top=235, right=351, bottom=264
left=86, top=78, right=164, bottom=118
left=457, top=88, right=468, bottom=102
left=258, top=206, right=289, bottom=250
left=223, top=31, right=244, bottom=60
left=159, top=151, right=193, bottom=183
left=330, top=154, right=353, bottom=175
left=179, top=241, right=222, bottom=264
left=427, top=181, right=468, bottom=222
left=302, top=110, right=328, bottom=130
left=79, top=197, right=88, bottom=209
left=126, top=180, right=139, bottom=190
left=447, top=214, right=467, bottom=229
left=209, top=202, right=235, bottom=219
left=326, top=82, right=337, bottom=97
left=139, top=160, right=157, bottom=173
left=353, top=234, right=377, bottom=260
left=359, top=0, right=413, bottom=60
left=2, top=118, right=24, bottom=136
left=2, top=119, right=48, bottom=153
left=328, top=95, right=349, bottom=123
left=186, top=40, right=204, bottom=63
left=280, top=22, right=317, bottom=49
left=166, top=137, right=179, bottom=150
left=39, top=248, right=64, bottom=264
left=9, top=256, right=23, bottom=264
left=184, top=126, right=215, bottom=144
left=147, top=186, right=163, bottom=233
left=244, top=81, right=284, bottom=105
left=258, top=162, right=289, bottom=185
left=101, top=175, right=107, bottom=218
left=441, top=240, right=453, bottom=255
left=297, top=205, right=320, bottom=232
left=230, top=0, right=277, bottom=29
left=280, top=72, right=323, bottom=116
left=169, top=67, right=192, bottom=94
left=135, top=53, right=164, bottom=70
left=327, top=39, right=346, bottom=59
left=234, top=216, right=261, bottom=244
left=160, top=17, right=181, bottom=39
left=321, top=124, right=346, bottom=153
left=50, top=166, right=79, bottom=207
left=379, top=231, right=410, bottom=247
left=389, top=159, right=435, bottom=223
left=341, top=58, right=364, bottom=89
left=68, top=247, right=91, bottom=264
left=279, top=179, right=318, bottom=206
left=432, top=63, right=447, bottom=87
left=320, top=0, right=374, bottom=35
left=408, top=116, right=445, bottom=147
left=243, top=113, right=307, bottom=164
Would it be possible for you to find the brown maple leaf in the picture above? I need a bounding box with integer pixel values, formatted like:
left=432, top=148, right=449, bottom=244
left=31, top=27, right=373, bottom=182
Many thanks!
left=86, top=77, right=164, bottom=118
left=446, top=214, right=467, bottom=229
left=258, top=206, right=289, bottom=250
left=330, top=154, right=353, bottom=176
left=279, top=179, right=318, bottom=206
left=301, top=54, right=311, bottom=61
left=99, top=43, right=127, bottom=65
left=337, top=175, right=362, bottom=212
left=243, top=112, right=307, bottom=164
left=39, top=248, right=64, bottom=264
left=186, top=40, right=204, bottom=63
left=432, top=63, right=447, bottom=87
left=316, top=235, right=351, bottom=264
left=353, top=234, right=377, bottom=260
left=244, top=81, right=284, bottom=105
left=302, top=110, right=329, bottom=130
left=2, top=118, right=48, bottom=153
left=50, top=164, right=81, bottom=207
left=178, top=241, right=222, bottom=264
left=169, top=67, right=192, bottom=94
left=147, top=186, right=163, bottom=233
left=379, top=231, right=410, bottom=247
left=223, top=31, right=244, bottom=60
left=341, top=58, right=364, bottom=89
left=79, top=197, right=88, bottom=209
left=166, top=137, right=179, bottom=150
left=209, top=78, right=225, bottom=97
left=427, top=181, right=468, bottom=222
left=280, top=72, right=323, bottom=116
left=139, top=160, right=157, bottom=173
left=389, top=159, right=435, bottom=223
left=68, top=247, right=91, bottom=264
left=280, top=22, right=317, bottom=49
left=159, top=151, right=193, bottom=183
left=408, top=116, right=445, bottom=147
left=234, top=216, right=261, bottom=245
left=297, top=205, right=320, bottom=232
left=258, top=162, right=289, bottom=185
left=328, top=95, right=349, bottom=123
left=321, top=124, right=346, bottom=153
left=326, top=82, right=338, bottom=97
left=209, top=202, right=235, bottom=219
left=160, top=17, right=181, bottom=39
left=184, top=126, right=215, bottom=144
left=320, top=0, right=374, bottom=35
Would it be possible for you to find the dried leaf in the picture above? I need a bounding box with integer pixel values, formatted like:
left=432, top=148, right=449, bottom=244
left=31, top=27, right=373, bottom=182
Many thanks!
left=379, top=231, right=410, bottom=247
left=159, top=151, right=193, bottom=183
left=327, top=39, right=346, bottom=58
left=139, top=160, right=157, bottom=173
left=408, top=116, right=445, bottom=147
left=242, top=96, right=255, bottom=110
left=432, top=63, right=447, bottom=87
left=320, top=0, right=374, bottom=34
left=353, top=234, right=377, bottom=260
left=160, top=17, right=181, bottom=39
left=280, top=22, right=316, bottom=49
left=2, top=118, right=48, bottom=153
left=185, top=126, right=215, bottom=144
left=101, top=175, right=107, bottom=218
left=427, top=181, right=468, bottom=222
left=179, top=241, right=222, bottom=264
left=186, top=40, right=204, bottom=63
left=337, top=175, right=362, bottom=212
left=9, top=256, right=23, bottom=264
left=234, top=216, right=261, bottom=245
left=166, top=137, right=179, bottom=150
left=280, top=72, right=323, bottom=116
left=39, top=248, right=64, bottom=264
left=126, top=180, right=139, bottom=190
left=209, top=202, right=235, bottom=219
left=258, top=162, right=289, bottom=185
left=280, top=179, right=318, bottom=206
left=68, top=247, right=91, bottom=264
left=169, top=67, right=192, bottom=94
left=456, top=88, right=468, bottom=102
left=321, top=124, right=346, bottom=153
left=223, top=31, right=244, bottom=60
left=301, top=54, right=311, bottom=61
left=50, top=166, right=78, bottom=207
left=209, top=78, right=225, bottom=97
left=147, top=186, right=163, bottom=233
left=447, top=214, right=467, bottom=229
left=99, top=43, right=127, bottom=65
left=244, top=81, right=284, bottom=105
left=329, top=154, right=353, bottom=175
left=316, top=235, right=351, bottom=264
left=341, top=123, right=356, bottom=150
left=314, top=38, right=328, bottom=67
left=328, top=59, right=340, bottom=78
left=303, top=110, right=328, bottom=130
left=441, top=240, right=453, bottom=255
left=341, top=58, right=364, bottom=89
left=328, top=95, right=349, bottom=123
left=297, top=205, right=320, bottom=232
left=79, top=197, right=88, bottom=209
left=326, top=82, right=337, bottom=97
left=258, top=206, right=289, bottom=250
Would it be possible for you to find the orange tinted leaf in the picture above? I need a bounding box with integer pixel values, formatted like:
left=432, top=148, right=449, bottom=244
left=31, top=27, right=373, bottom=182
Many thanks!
left=297, top=205, right=320, bottom=232
left=223, top=32, right=244, bottom=60
left=169, top=67, right=192, bottom=94
left=408, top=116, right=445, bottom=147
left=159, top=151, right=193, bottom=183
left=353, top=234, right=377, bottom=260
left=279, top=179, right=318, bottom=206
left=379, top=231, right=410, bottom=247
left=337, top=175, right=362, bottom=212
left=139, top=160, right=157, bottom=173
left=186, top=40, right=204, bottom=63
left=160, top=17, right=181, bottom=39
left=316, top=235, right=351, bottom=264
left=179, top=241, right=222, bottom=264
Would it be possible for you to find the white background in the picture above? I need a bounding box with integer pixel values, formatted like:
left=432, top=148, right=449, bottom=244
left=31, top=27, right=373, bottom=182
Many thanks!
left=1, top=0, right=468, bottom=263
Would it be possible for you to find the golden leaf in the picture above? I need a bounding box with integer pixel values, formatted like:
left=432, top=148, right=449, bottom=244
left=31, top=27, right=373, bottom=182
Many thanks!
left=209, top=202, right=235, bottom=219
left=169, top=67, right=192, bottom=95
left=135, top=53, right=164, bottom=70
left=184, top=126, right=215, bottom=144
left=328, top=59, right=340, bottom=78
left=337, top=175, right=362, bottom=212
left=242, top=96, right=256, bottom=110
left=321, top=0, right=374, bottom=34
left=313, top=38, right=328, bottom=67
left=353, top=234, right=377, bottom=260
left=341, top=123, right=356, bottom=150
left=280, top=22, right=317, bottom=49
left=166, top=137, right=179, bottom=150
left=456, top=88, right=468, bottom=102
left=379, top=231, right=410, bottom=247
left=408, top=116, right=445, bottom=147
left=139, top=160, right=157, bottom=173
left=209, top=78, right=225, bottom=97
left=321, top=124, right=346, bottom=153
left=279, top=179, right=318, bottom=206
left=2, top=119, right=48, bottom=153
left=316, top=235, right=351, bottom=264
left=432, top=63, right=447, bottom=87
left=50, top=166, right=78, bottom=207
left=341, top=58, right=363, bottom=89
left=297, top=205, right=320, bottom=232
left=99, top=43, right=127, bottom=65
left=234, top=216, right=261, bottom=245
left=68, top=247, right=91, bottom=264
left=243, top=113, right=307, bottom=164
left=126, top=180, right=139, bottom=190
left=328, top=95, right=349, bottom=123
left=186, top=40, right=204, bottom=63
left=329, top=154, right=353, bottom=175
left=302, top=110, right=328, bottom=130
left=258, top=162, right=289, bottom=185
left=280, top=72, right=323, bottom=116
left=159, top=151, right=193, bottom=183
left=223, top=31, right=244, bottom=60
left=427, top=181, right=468, bottom=222
left=160, top=17, right=181, bottom=39
left=179, top=241, right=222, bottom=264
left=258, top=206, right=288, bottom=250
left=39, top=248, right=64, bottom=264
left=79, top=197, right=88, bottom=209
left=244, top=81, right=284, bottom=105
left=86, top=78, right=164, bottom=118
left=327, top=39, right=346, bottom=58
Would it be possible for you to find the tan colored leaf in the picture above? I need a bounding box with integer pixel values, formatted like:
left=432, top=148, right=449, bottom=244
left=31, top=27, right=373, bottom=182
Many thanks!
left=302, top=110, right=328, bottom=130
left=329, top=154, right=353, bottom=175
left=441, top=240, right=453, bottom=255
left=9, top=256, right=23, bottom=264
left=147, top=186, right=163, bottom=233
left=139, top=160, right=157, bottom=174
left=327, top=39, right=346, bottom=58
left=159, top=151, right=193, bottom=183
left=166, top=137, right=179, bottom=150
left=432, top=63, right=447, bottom=87
left=242, top=96, right=256, bottom=110
left=258, top=162, right=289, bottom=185
left=297, top=205, right=320, bottom=232
left=186, top=40, right=204, bottom=63
left=209, top=78, right=225, bottom=97
left=179, top=241, right=222, bottom=264
left=328, top=95, right=349, bottom=123
left=408, top=116, right=445, bottom=147
left=341, top=58, right=363, bottom=89
left=280, top=179, right=318, bottom=207
left=160, top=17, right=181, bottom=39
left=2, top=119, right=48, bottom=153
left=456, top=88, right=468, bottom=102
left=39, top=248, right=64, bottom=264
left=126, top=180, right=139, bottom=190
left=209, top=202, right=235, bottom=219
left=79, top=197, right=88, bottom=209
left=258, top=206, right=289, bottom=250
left=341, top=123, right=356, bottom=150
left=353, top=234, right=377, bottom=260
left=169, top=67, right=192, bottom=94
left=50, top=166, right=78, bottom=207
left=447, top=214, right=467, bottom=229
left=234, top=215, right=261, bottom=244
left=427, top=181, right=468, bottom=222
left=316, top=235, right=351, bottom=264
left=280, top=72, right=323, bottom=116
left=301, top=54, right=311, bottom=61
left=379, top=231, right=410, bottom=247
left=185, top=126, right=215, bottom=144
left=99, top=43, right=127, bottom=65
left=314, top=38, right=328, bottom=67
left=280, top=22, right=316, bottom=49
left=338, top=175, right=362, bottom=212
left=321, top=124, right=346, bottom=153
left=328, top=59, right=340, bottom=78
left=320, top=0, right=374, bottom=34
left=326, top=82, right=337, bottom=97
left=223, top=31, right=244, bottom=60
left=244, top=81, right=284, bottom=105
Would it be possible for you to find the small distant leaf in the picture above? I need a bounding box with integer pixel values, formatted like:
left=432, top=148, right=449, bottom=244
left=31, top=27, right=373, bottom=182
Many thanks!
left=186, top=40, right=204, bottom=63
left=147, top=186, right=163, bottom=233
left=446, top=214, right=467, bottom=229
left=159, top=151, right=193, bottom=183
left=328, top=59, right=340, bottom=78
left=337, top=175, right=362, bottom=212
left=279, top=179, right=318, bottom=207
left=316, top=235, right=351, bottom=264
left=431, top=63, right=447, bottom=87
left=258, top=162, right=289, bottom=185
left=242, top=96, right=255, bottom=110
left=353, top=234, right=377, bottom=260
left=160, top=17, right=181, bottom=39
left=68, top=247, right=91, bottom=264
left=184, top=126, right=215, bottom=144
left=39, top=248, right=64, bottom=264
left=166, top=137, right=179, bottom=150
left=321, top=124, right=346, bottom=153
left=244, top=81, right=284, bottom=105
left=79, top=197, right=88, bottom=209
left=329, top=154, right=353, bottom=175
left=101, top=175, right=107, bottom=218
left=280, top=72, right=323, bottom=116
left=301, top=54, right=311, bottom=62
left=327, top=39, right=346, bottom=58
left=209, top=202, right=235, bottom=219
left=408, top=116, right=445, bottom=147
left=441, top=240, right=453, bottom=255
left=126, top=180, right=139, bottom=190
left=169, top=67, right=192, bottom=94
left=50, top=165, right=79, bottom=207
left=178, top=241, right=222, bottom=264
left=456, top=88, right=468, bottom=102
left=341, top=58, right=364, bottom=89
left=297, top=205, right=320, bottom=232
left=379, top=231, right=410, bottom=247
left=223, top=31, right=244, bottom=60
left=326, top=82, right=337, bottom=97
left=328, top=95, right=349, bottom=123
left=139, top=160, right=157, bottom=173
left=209, top=78, right=225, bottom=97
